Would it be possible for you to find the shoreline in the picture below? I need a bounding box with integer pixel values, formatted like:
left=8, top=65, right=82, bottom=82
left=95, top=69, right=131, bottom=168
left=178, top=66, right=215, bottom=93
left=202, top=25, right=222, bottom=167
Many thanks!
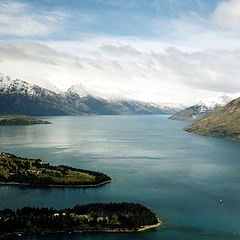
left=0, top=152, right=112, bottom=189
left=0, top=219, right=162, bottom=238
left=137, top=217, right=162, bottom=231
left=0, top=178, right=113, bottom=188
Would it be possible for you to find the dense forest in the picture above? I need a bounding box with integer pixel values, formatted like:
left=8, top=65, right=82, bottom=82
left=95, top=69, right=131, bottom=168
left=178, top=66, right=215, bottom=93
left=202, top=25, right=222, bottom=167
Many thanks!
left=0, top=153, right=111, bottom=187
left=0, top=203, right=160, bottom=237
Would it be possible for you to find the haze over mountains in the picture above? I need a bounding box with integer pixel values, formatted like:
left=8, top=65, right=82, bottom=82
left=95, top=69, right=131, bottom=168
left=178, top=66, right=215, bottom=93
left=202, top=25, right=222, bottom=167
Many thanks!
left=0, top=73, right=184, bottom=116
left=169, top=94, right=232, bottom=122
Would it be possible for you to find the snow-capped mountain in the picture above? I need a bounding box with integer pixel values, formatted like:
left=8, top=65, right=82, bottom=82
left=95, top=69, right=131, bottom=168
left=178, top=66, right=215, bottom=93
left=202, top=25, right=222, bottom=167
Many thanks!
left=0, top=73, right=183, bottom=116
left=196, top=94, right=232, bottom=112
left=148, top=102, right=185, bottom=113
left=68, top=83, right=185, bottom=113
left=68, top=84, right=91, bottom=98
left=68, top=83, right=125, bottom=100
left=0, top=73, right=56, bottom=97
left=169, top=94, right=232, bottom=121
left=0, top=73, right=79, bottom=115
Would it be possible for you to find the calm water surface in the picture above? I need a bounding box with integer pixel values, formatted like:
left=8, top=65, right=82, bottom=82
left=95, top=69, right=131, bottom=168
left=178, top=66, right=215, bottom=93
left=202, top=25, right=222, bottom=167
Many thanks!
left=0, top=115, right=240, bottom=240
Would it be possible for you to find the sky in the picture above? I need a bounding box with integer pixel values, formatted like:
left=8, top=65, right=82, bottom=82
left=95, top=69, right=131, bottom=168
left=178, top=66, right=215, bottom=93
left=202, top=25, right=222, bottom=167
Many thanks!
left=0, top=0, right=240, bottom=104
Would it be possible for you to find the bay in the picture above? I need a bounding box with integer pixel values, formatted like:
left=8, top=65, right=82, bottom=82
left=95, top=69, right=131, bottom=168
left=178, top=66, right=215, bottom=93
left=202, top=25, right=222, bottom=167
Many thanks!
left=0, top=115, right=240, bottom=239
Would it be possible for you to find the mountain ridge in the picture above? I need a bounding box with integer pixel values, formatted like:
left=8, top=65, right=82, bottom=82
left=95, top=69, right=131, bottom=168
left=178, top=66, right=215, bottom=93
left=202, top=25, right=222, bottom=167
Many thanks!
left=184, top=96, right=240, bottom=140
left=0, top=74, right=183, bottom=116
left=169, top=94, right=232, bottom=122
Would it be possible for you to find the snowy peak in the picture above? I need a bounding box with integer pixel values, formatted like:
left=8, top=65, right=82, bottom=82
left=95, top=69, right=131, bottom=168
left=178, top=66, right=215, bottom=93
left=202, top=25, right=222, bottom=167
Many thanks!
left=67, top=84, right=90, bottom=98
left=196, top=93, right=232, bottom=110
left=169, top=93, right=232, bottom=121
left=0, top=73, right=184, bottom=116
left=67, top=84, right=121, bottom=100
left=0, top=74, right=34, bottom=95
left=0, top=73, right=56, bottom=97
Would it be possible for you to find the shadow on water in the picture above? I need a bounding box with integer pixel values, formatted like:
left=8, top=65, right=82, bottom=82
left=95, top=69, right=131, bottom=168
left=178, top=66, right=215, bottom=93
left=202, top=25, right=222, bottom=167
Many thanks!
left=7, top=225, right=240, bottom=240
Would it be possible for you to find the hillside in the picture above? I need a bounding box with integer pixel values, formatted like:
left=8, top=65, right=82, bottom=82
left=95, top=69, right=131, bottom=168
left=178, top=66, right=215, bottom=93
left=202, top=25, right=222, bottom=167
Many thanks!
left=0, top=74, right=181, bottom=116
left=169, top=94, right=231, bottom=121
left=169, top=105, right=212, bottom=121
left=184, top=97, right=240, bottom=140
left=0, top=115, right=51, bottom=125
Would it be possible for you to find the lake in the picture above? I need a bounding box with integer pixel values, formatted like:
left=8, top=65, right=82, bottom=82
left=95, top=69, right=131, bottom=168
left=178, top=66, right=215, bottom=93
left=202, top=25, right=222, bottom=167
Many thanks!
left=0, top=115, right=240, bottom=240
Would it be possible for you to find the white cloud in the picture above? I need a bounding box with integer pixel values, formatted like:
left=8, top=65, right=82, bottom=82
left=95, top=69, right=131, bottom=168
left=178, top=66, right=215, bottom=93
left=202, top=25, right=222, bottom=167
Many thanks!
left=100, top=44, right=142, bottom=57
left=0, top=1, right=67, bottom=37
left=211, top=0, right=240, bottom=30
left=152, top=47, right=240, bottom=93
left=1, top=39, right=240, bottom=105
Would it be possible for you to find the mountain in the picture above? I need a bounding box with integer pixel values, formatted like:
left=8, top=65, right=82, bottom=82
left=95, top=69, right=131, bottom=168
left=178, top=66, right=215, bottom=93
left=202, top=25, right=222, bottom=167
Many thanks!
left=68, top=83, right=184, bottom=114
left=169, top=94, right=231, bottom=121
left=68, top=84, right=92, bottom=98
left=0, top=74, right=79, bottom=115
left=184, top=97, right=240, bottom=140
left=68, top=84, right=111, bottom=99
left=0, top=74, right=182, bottom=116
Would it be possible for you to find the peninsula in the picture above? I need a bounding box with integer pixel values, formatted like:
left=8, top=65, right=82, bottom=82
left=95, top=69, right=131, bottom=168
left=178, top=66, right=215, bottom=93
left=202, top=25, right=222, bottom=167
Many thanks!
left=184, top=97, right=240, bottom=140
left=0, top=203, right=162, bottom=238
left=0, top=153, right=111, bottom=187
left=0, top=115, right=51, bottom=125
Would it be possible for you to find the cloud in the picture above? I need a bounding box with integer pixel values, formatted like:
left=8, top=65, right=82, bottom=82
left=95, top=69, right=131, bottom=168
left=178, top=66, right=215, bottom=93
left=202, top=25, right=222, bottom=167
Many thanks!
left=211, top=0, right=240, bottom=30
left=1, top=39, right=240, bottom=105
left=152, top=47, right=240, bottom=93
left=2, top=0, right=240, bottom=105
left=0, top=40, right=83, bottom=90
left=100, top=44, right=142, bottom=57
left=151, top=14, right=240, bottom=51
left=0, top=1, right=68, bottom=37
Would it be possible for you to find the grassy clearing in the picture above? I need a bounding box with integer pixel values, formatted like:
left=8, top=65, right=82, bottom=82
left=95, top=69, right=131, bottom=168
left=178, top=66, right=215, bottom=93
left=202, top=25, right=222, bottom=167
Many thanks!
left=0, top=153, right=111, bottom=186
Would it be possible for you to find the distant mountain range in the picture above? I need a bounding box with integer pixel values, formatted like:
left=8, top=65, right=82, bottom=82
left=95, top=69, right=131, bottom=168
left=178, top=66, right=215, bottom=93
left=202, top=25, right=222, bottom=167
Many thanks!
left=169, top=94, right=232, bottom=121
left=184, top=97, right=240, bottom=141
left=0, top=74, right=183, bottom=116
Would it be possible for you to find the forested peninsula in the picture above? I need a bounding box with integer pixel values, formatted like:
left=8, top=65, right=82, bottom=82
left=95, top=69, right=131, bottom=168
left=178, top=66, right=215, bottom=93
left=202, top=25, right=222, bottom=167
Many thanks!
left=0, top=203, right=162, bottom=237
left=0, top=153, right=111, bottom=187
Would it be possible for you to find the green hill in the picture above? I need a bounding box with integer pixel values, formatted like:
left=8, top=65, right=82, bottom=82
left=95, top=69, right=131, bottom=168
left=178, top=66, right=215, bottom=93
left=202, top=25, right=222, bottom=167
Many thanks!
left=184, top=97, right=240, bottom=140
left=0, top=152, right=111, bottom=187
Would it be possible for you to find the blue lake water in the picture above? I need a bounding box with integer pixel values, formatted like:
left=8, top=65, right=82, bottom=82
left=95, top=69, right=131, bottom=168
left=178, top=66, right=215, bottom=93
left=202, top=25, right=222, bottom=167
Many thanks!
left=0, top=115, right=240, bottom=240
